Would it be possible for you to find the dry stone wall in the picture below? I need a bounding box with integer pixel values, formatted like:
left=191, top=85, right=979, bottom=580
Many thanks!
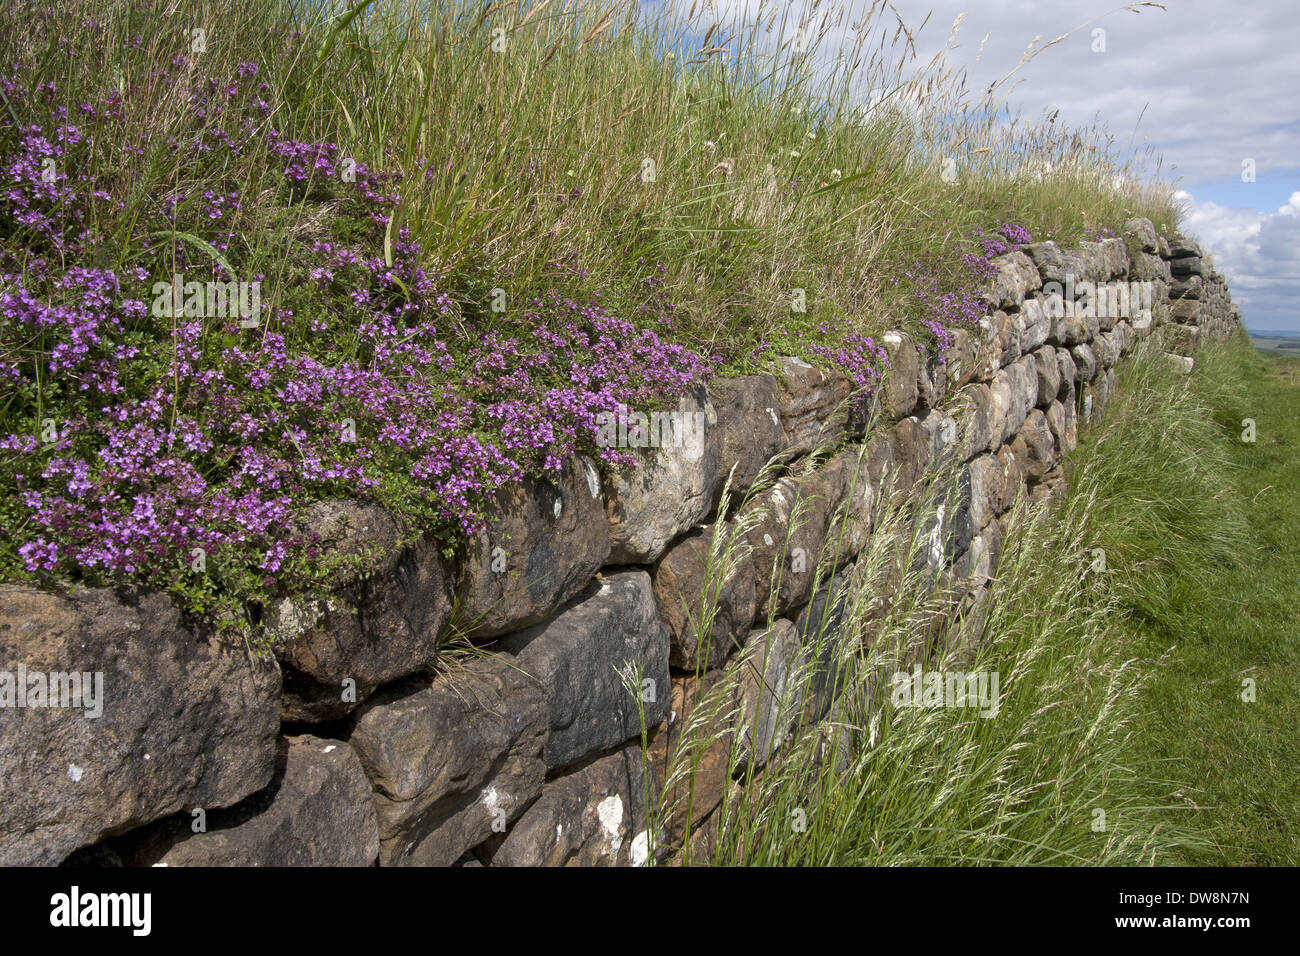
left=0, top=221, right=1242, bottom=867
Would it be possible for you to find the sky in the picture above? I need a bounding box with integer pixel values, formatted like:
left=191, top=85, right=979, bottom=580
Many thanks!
left=678, top=0, right=1299, bottom=332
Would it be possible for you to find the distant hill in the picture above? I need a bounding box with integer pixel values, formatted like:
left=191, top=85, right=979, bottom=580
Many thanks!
left=1250, top=331, right=1300, bottom=353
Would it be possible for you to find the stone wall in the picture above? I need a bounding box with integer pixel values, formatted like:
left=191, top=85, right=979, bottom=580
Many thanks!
left=0, top=221, right=1241, bottom=867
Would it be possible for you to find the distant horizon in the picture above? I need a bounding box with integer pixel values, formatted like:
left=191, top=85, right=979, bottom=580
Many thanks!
left=1247, top=328, right=1300, bottom=338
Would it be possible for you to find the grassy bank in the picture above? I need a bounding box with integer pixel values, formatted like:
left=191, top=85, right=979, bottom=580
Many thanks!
left=0, top=0, right=1176, bottom=623
left=662, top=333, right=1298, bottom=866
left=1112, top=343, right=1300, bottom=865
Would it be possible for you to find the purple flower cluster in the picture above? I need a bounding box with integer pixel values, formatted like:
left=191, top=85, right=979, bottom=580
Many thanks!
left=0, top=60, right=710, bottom=597
left=973, top=221, right=1034, bottom=259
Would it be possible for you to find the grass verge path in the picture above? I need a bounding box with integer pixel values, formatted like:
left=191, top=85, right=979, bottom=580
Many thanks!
left=1116, top=343, right=1300, bottom=864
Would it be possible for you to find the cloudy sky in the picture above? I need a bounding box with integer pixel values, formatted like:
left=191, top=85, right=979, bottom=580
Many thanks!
left=676, top=0, right=1299, bottom=331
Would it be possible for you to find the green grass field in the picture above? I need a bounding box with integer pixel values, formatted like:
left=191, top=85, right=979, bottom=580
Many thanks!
left=659, top=334, right=1300, bottom=866
left=1116, top=344, right=1300, bottom=864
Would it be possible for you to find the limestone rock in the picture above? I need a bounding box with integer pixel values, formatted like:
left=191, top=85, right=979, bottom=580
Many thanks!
left=460, top=455, right=609, bottom=638
left=989, top=357, right=1038, bottom=448
left=1030, top=347, right=1060, bottom=408
left=742, top=461, right=848, bottom=618
left=1123, top=217, right=1159, bottom=253
left=792, top=571, right=853, bottom=722
left=1015, top=409, right=1056, bottom=482
left=1020, top=298, right=1050, bottom=352
left=776, top=356, right=853, bottom=454
left=987, top=251, right=1042, bottom=308
left=1071, top=343, right=1098, bottom=383
left=605, top=389, right=718, bottom=564
left=731, top=620, right=802, bottom=769
left=484, top=746, right=658, bottom=867
left=652, top=524, right=757, bottom=671
left=0, top=586, right=280, bottom=866
left=269, top=499, right=453, bottom=722
left=120, top=735, right=379, bottom=867
left=349, top=653, right=548, bottom=867
left=500, top=571, right=671, bottom=770
left=706, top=374, right=787, bottom=511
left=881, top=331, right=921, bottom=421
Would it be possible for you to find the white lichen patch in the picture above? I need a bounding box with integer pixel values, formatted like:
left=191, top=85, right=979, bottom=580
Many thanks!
left=595, top=794, right=624, bottom=849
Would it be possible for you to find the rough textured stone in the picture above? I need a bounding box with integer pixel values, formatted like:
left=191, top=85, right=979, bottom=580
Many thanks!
left=1172, top=298, right=1204, bottom=325
left=349, top=653, right=548, bottom=868
left=605, top=389, right=718, bottom=564
left=1020, top=298, right=1050, bottom=352
left=1115, top=320, right=1135, bottom=356
left=1165, top=323, right=1200, bottom=358
left=1170, top=255, right=1204, bottom=277
left=1100, top=237, right=1130, bottom=279
left=706, top=374, right=787, bottom=511
left=1171, top=273, right=1204, bottom=299
left=921, top=409, right=961, bottom=471
left=1096, top=367, right=1117, bottom=421
left=942, top=328, right=979, bottom=388
left=652, top=524, right=757, bottom=671
left=966, top=455, right=1004, bottom=533
left=989, top=357, right=1038, bottom=447
left=1071, top=343, right=1098, bottom=382
left=1024, top=240, right=1064, bottom=281
left=120, top=736, right=379, bottom=867
left=0, top=586, right=280, bottom=866
left=269, top=500, right=453, bottom=722
left=888, top=415, right=932, bottom=494
left=500, top=570, right=670, bottom=770
left=1030, top=347, right=1060, bottom=408
left=994, top=444, right=1023, bottom=515
left=644, top=671, right=731, bottom=844
left=1029, top=241, right=1096, bottom=285
left=1165, top=235, right=1203, bottom=259
left=1095, top=331, right=1121, bottom=370
left=1056, top=347, right=1078, bottom=397
left=956, top=384, right=997, bottom=459
left=731, top=620, right=802, bottom=769
left=917, top=348, right=949, bottom=411
left=461, top=455, right=609, bottom=638
left=792, top=571, right=852, bottom=722
left=987, top=251, right=1042, bottom=307
left=954, top=519, right=1002, bottom=591
left=742, top=460, right=848, bottom=617
left=1015, top=409, right=1056, bottom=482
left=776, top=356, right=853, bottom=454
left=484, top=746, right=658, bottom=867
left=1058, top=307, right=1090, bottom=347
left=881, top=331, right=921, bottom=420
left=1077, top=242, right=1110, bottom=282
left=1124, top=217, right=1159, bottom=253
left=824, top=444, right=877, bottom=563
left=993, top=309, right=1022, bottom=366
left=1045, top=400, right=1075, bottom=456
left=1131, top=250, right=1172, bottom=283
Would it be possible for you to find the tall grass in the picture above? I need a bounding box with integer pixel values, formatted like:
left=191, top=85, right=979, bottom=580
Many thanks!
left=651, top=337, right=1247, bottom=865
left=0, top=0, right=1185, bottom=617
left=0, top=0, right=1178, bottom=367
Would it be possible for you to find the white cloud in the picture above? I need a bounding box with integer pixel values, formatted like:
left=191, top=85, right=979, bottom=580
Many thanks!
left=1180, top=190, right=1300, bottom=330
left=683, top=0, right=1300, bottom=327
